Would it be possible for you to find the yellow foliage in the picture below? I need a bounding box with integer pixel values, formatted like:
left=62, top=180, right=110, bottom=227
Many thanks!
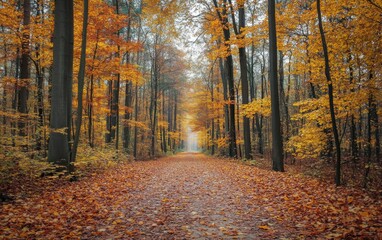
left=286, top=123, right=327, bottom=160
left=217, top=137, right=229, bottom=149
left=242, top=97, right=271, bottom=118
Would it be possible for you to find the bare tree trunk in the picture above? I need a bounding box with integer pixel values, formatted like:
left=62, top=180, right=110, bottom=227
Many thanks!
left=18, top=0, right=31, bottom=145
left=123, top=0, right=133, bottom=153
left=65, top=0, right=74, bottom=148
left=238, top=3, right=251, bottom=159
left=269, top=0, right=284, bottom=172
left=317, top=0, right=341, bottom=185
left=72, top=0, right=89, bottom=163
left=213, top=0, right=237, bottom=158
left=88, top=75, right=94, bottom=147
left=133, top=81, right=139, bottom=158
left=48, top=0, right=74, bottom=167
left=218, top=57, right=229, bottom=141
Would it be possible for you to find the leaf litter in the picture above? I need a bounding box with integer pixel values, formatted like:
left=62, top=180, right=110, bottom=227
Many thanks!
left=1, top=153, right=381, bottom=239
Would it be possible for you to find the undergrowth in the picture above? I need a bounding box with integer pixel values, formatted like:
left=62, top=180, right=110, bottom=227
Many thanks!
left=0, top=144, right=133, bottom=200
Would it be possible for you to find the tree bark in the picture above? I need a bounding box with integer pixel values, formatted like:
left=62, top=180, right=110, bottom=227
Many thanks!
left=317, top=0, right=341, bottom=185
left=48, top=0, right=74, bottom=166
left=18, top=0, right=31, bottom=142
left=213, top=0, right=237, bottom=158
left=268, top=0, right=284, bottom=172
left=238, top=3, right=251, bottom=159
left=123, top=0, right=133, bottom=153
left=72, top=0, right=89, bottom=163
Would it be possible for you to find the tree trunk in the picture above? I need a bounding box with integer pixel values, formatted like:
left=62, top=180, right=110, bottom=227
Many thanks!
left=213, top=0, right=237, bottom=158
left=317, top=0, right=341, bottom=185
left=48, top=0, right=74, bottom=166
left=161, top=90, right=167, bottom=153
left=218, top=57, right=229, bottom=141
left=150, top=41, right=159, bottom=157
left=88, top=75, right=94, bottom=147
left=18, top=0, right=31, bottom=143
left=364, top=94, right=373, bottom=188
left=268, top=0, right=284, bottom=172
left=172, top=92, right=178, bottom=152
left=2, top=42, right=8, bottom=138
left=123, top=0, right=132, bottom=153
left=72, top=0, right=89, bottom=163
left=133, top=81, right=139, bottom=158
left=238, top=3, right=251, bottom=159
left=65, top=0, right=74, bottom=147
left=348, top=55, right=358, bottom=162
left=106, top=80, right=112, bottom=143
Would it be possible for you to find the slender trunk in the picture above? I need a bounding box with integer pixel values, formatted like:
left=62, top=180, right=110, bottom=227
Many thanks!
left=88, top=32, right=98, bottom=147
left=364, top=94, right=373, bottom=188
left=213, top=0, right=237, bottom=158
left=2, top=43, right=8, bottom=137
left=167, top=91, right=172, bottom=151
left=150, top=43, right=159, bottom=157
left=106, top=80, right=112, bottom=143
left=114, top=0, right=121, bottom=150
left=33, top=3, right=44, bottom=153
left=236, top=87, right=242, bottom=158
left=317, top=0, right=341, bottom=185
left=348, top=54, right=358, bottom=162
left=257, top=44, right=266, bottom=155
left=123, top=0, right=132, bottom=152
left=219, top=57, right=229, bottom=140
left=133, top=81, right=139, bottom=158
left=162, top=90, right=167, bottom=153
left=88, top=75, right=94, bottom=147
left=238, top=3, right=251, bottom=159
left=172, top=93, right=178, bottom=152
left=211, top=81, right=215, bottom=155
left=65, top=0, right=74, bottom=148
left=18, top=0, right=31, bottom=143
left=12, top=50, right=20, bottom=147
left=72, top=0, right=89, bottom=163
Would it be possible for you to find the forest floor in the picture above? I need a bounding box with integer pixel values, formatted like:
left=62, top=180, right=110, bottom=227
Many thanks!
left=1, top=153, right=381, bottom=239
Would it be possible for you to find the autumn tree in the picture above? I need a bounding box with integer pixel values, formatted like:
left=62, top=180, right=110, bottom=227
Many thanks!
left=212, top=0, right=238, bottom=158
left=316, top=0, right=341, bottom=185
left=268, top=0, right=284, bottom=172
left=48, top=0, right=74, bottom=166
left=17, top=0, right=30, bottom=142
left=72, top=0, right=89, bottom=162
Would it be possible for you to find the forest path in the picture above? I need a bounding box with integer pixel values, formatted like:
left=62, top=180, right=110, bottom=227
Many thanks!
left=1, top=153, right=381, bottom=239
left=110, top=152, right=285, bottom=239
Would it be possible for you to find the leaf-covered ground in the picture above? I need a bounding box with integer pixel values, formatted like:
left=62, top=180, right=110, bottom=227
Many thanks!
left=1, top=153, right=381, bottom=239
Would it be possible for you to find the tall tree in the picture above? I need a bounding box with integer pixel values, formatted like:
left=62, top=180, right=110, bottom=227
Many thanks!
left=268, top=0, right=284, bottom=172
left=18, top=0, right=30, bottom=141
left=227, top=0, right=252, bottom=159
left=72, top=0, right=89, bottom=163
left=123, top=0, right=133, bottom=153
left=316, top=0, right=341, bottom=185
left=48, top=0, right=74, bottom=166
left=213, top=0, right=237, bottom=158
left=238, top=2, right=251, bottom=159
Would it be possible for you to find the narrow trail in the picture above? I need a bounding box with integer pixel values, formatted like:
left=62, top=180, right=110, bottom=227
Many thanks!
left=1, top=153, right=381, bottom=239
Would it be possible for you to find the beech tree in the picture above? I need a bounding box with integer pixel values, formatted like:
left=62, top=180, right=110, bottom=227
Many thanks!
left=17, top=0, right=30, bottom=141
left=268, top=0, right=284, bottom=172
left=48, top=0, right=74, bottom=166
